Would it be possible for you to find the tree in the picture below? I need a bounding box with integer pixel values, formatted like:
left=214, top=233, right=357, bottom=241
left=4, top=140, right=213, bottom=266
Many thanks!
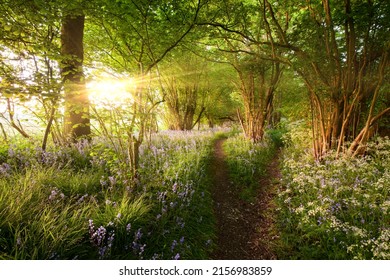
left=0, top=0, right=63, bottom=146
left=261, top=0, right=390, bottom=157
left=197, top=0, right=285, bottom=142
left=60, top=13, right=91, bottom=141
left=83, top=0, right=206, bottom=176
left=158, top=50, right=207, bottom=130
left=233, top=52, right=283, bottom=142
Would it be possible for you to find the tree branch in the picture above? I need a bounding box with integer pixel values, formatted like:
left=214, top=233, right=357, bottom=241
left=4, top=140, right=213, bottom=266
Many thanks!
left=146, top=0, right=203, bottom=73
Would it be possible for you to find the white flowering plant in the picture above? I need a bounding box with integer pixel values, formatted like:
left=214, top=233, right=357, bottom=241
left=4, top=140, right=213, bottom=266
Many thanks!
left=277, top=131, right=389, bottom=259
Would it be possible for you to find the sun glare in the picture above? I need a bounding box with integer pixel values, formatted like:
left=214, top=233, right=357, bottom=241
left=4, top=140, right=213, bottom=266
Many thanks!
left=87, top=78, right=136, bottom=105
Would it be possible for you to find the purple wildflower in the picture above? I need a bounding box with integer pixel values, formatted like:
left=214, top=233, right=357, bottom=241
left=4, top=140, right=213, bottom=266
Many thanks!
left=98, top=246, right=107, bottom=258
left=162, top=206, right=167, bottom=213
left=172, top=183, right=178, bottom=193
left=0, top=163, right=11, bottom=176
left=100, top=177, right=108, bottom=187
left=139, top=244, right=146, bottom=256
left=107, top=232, right=115, bottom=248
left=88, top=219, right=94, bottom=233
left=134, top=228, right=143, bottom=241
left=49, top=189, right=58, bottom=201
left=171, top=240, right=178, bottom=252
left=126, top=223, right=132, bottom=233
left=77, top=194, right=88, bottom=204
left=108, top=176, right=116, bottom=187
left=8, top=147, right=15, bottom=157
left=92, top=226, right=107, bottom=246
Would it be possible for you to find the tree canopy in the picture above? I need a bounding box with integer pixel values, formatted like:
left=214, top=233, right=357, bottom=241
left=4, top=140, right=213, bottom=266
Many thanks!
left=0, top=0, right=388, bottom=158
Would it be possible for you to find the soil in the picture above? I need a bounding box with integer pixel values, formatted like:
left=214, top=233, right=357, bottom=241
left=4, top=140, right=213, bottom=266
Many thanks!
left=210, top=138, right=280, bottom=260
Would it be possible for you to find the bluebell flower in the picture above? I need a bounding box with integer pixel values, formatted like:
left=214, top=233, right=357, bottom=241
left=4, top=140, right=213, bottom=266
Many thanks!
left=0, top=163, right=12, bottom=176
left=49, top=189, right=58, bottom=201
left=171, top=240, right=178, bottom=252
left=108, top=176, right=116, bottom=186
left=135, top=228, right=143, bottom=241
left=126, top=223, right=132, bottom=233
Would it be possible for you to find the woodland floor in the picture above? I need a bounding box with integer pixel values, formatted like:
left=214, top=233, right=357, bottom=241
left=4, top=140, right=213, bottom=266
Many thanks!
left=210, top=138, right=280, bottom=260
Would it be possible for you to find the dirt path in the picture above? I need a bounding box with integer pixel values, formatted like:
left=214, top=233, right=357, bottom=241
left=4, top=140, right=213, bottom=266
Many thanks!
left=210, top=138, right=280, bottom=260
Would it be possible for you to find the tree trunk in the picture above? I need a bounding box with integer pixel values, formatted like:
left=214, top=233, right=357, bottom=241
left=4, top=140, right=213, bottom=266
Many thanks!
left=234, top=59, right=281, bottom=143
left=60, top=14, right=90, bottom=141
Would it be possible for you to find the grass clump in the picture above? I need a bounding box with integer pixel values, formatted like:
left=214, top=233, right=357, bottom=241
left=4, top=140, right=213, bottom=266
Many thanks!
left=223, top=134, right=276, bottom=201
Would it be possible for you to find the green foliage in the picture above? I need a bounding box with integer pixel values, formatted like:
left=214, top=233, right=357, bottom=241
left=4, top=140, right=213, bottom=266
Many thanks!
left=135, top=130, right=217, bottom=259
left=276, top=71, right=309, bottom=122
left=0, top=168, right=94, bottom=259
left=85, top=0, right=204, bottom=74
left=277, top=130, right=390, bottom=259
left=0, top=129, right=219, bottom=259
left=265, top=120, right=289, bottom=148
left=280, top=120, right=313, bottom=159
left=158, top=48, right=238, bottom=129
left=223, top=134, right=276, bottom=201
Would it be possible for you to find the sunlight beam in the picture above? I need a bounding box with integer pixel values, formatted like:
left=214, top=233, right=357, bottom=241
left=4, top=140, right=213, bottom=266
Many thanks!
left=87, top=78, right=136, bottom=106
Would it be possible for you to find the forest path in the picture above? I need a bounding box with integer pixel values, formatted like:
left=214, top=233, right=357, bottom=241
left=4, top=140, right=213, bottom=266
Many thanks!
left=210, top=137, right=280, bottom=260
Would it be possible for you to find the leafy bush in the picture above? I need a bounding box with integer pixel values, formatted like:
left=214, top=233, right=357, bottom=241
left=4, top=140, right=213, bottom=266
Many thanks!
left=265, top=120, right=289, bottom=148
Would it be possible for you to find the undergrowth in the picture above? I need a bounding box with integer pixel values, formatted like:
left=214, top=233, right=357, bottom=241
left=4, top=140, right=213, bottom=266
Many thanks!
left=223, top=134, right=276, bottom=202
left=277, top=121, right=390, bottom=259
left=0, top=129, right=222, bottom=259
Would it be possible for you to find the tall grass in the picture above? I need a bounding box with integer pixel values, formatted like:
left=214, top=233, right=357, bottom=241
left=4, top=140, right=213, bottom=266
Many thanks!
left=0, top=129, right=220, bottom=259
left=136, top=130, right=217, bottom=259
left=223, top=134, right=276, bottom=201
left=0, top=168, right=94, bottom=259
